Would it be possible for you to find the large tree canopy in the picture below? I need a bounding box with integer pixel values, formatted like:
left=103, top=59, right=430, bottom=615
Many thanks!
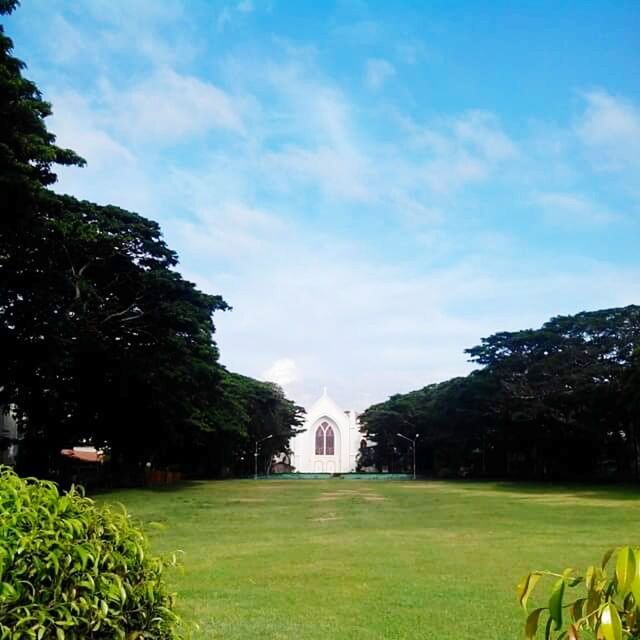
left=0, top=4, right=303, bottom=480
left=361, top=305, right=640, bottom=481
left=191, top=370, right=306, bottom=477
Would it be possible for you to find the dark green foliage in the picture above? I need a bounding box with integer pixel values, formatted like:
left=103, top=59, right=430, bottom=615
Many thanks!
left=0, top=7, right=307, bottom=478
left=0, top=2, right=19, bottom=17
left=518, top=546, right=640, bottom=639
left=0, top=11, right=83, bottom=189
left=0, top=466, right=182, bottom=639
left=191, top=370, right=305, bottom=476
left=2, top=188, right=230, bottom=475
left=361, top=306, right=640, bottom=480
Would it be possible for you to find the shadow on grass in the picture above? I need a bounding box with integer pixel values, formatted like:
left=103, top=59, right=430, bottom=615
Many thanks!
left=90, top=480, right=203, bottom=497
left=474, top=480, right=640, bottom=501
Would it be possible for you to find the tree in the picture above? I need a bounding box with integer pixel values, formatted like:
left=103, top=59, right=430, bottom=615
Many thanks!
left=190, top=371, right=305, bottom=477
left=361, top=305, right=640, bottom=482
left=466, top=306, right=640, bottom=479
left=3, top=193, right=232, bottom=476
left=0, top=6, right=232, bottom=477
left=1, top=4, right=308, bottom=481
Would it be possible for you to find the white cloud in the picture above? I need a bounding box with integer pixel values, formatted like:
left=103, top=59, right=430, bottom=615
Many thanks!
left=267, top=144, right=373, bottom=201
left=332, top=20, right=382, bottom=45
left=262, top=358, right=298, bottom=388
left=396, top=40, right=427, bottom=65
left=453, top=111, right=518, bottom=162
left=365, top=58, right=396, bottom=90
left=422, top=153, right=488, bottom=193
left=258, top=62, right=517, bottom=207
left=86, top=0, right=186, bottom=25
left=171, top=200, right=285, bottom=260
left=108, top=68, right=244, bottom=141
left=534, top=191, right=619, bottom=224
left=387, top=190, right=444, bottom=225
left=81, top=0, right=199, bottom=67
left=49, top=68, right=245, bottom=152
left=217, top=0, right=255, bottom=31
left=47, top=90, right=159, bottom=216
left=31, top=9, right=640, bottom=411
left=48, top=14, right=87, bottom=63
left=50, top=91, right=135, bottom=168
left=237, top=1, right=254, bottom=13
left=577, top=91, right=640, bottom=171
left=217, top=8, right=234, bottom=31
left=207, top=210, right=640, bottom=410
left=262, top=68, right=375, bottom=201
left=398, top=110, right=517, bottom=194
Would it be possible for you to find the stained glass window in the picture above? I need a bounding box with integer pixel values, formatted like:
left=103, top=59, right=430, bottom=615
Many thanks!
left=325, top=426, right=335, bottom=455
left=315, top=426, right=324, bottom=455
left=315, top=422, right=336, bottom=456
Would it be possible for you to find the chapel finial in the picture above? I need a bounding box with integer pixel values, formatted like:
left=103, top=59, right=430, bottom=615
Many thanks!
left=322, top=386, right=328, bottom=397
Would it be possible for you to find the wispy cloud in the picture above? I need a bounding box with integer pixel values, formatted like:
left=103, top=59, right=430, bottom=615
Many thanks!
left=577, top=90, right=640, bottom=172
left=331, top=20, right=381, bottom=45
left=200, top=207, right=640, bottom=408
left=534, top=191, right=619, bottom=225
left=397, top=110, right=518, bottom=195
left=396, top=39, right=429, bottom=65
left=262, top=358, right=299, bottom=388
left=106, top=68, right=245, bottom=141
left=19, top=1, right=639, bottom=409
left=365, top=58, right=396, bottom=90
left=218, top=0, right=256, bottom=31
left=237, top=1, right=254, bottom=13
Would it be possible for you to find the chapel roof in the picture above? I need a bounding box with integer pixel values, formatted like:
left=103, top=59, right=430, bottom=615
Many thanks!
left=306, top=387, right=347, bottom=420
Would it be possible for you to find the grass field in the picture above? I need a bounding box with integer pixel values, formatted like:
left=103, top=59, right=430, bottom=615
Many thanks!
left=96, top=480, right=640, bottom=639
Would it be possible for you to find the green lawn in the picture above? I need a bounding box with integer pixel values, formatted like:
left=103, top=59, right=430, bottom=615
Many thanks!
left=96, top=480, right=640, bottom=639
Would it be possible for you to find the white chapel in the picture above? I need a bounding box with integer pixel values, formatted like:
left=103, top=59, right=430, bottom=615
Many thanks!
left=289, top=388, right=363, bottom=473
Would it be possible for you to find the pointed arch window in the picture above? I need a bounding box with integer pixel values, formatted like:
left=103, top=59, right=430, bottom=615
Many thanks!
left=315, top=425, right=324, bottom=455
left=315, top=421, right=336, bottom=456
left=325, top=426, right=334, bottom=455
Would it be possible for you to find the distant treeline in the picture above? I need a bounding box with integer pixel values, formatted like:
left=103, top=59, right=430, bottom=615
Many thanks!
left=360, top=306, right=640, bottom=481
left=0, top=3, right=304, bottom=482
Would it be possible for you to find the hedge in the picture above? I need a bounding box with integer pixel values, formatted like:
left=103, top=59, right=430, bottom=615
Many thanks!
left=0, top=466, right=182, bottom=639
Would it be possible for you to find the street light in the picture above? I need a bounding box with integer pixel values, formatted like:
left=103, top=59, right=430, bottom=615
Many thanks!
left=397, top=433, right=419, bottom=480
left=254, top=434, right=273, bottom=480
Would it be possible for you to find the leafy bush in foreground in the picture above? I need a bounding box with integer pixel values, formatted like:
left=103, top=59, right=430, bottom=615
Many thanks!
left=0, top=466, right=182, bottom=639
left=518, top=546, right=640, bottom=639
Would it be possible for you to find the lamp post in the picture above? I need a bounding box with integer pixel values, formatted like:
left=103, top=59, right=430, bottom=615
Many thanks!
left=254, top=434, right=273, bottom=480
left=397, top=433, right=419, bottom=480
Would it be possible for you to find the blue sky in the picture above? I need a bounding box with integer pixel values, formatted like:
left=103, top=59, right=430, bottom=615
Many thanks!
left=6, top=1, right=640, bottom=409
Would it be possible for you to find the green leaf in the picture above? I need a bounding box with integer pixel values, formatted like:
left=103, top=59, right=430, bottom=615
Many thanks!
left=602, top=548, right=616, bottom=570
left=544, top=616, right=553, bottom=640
left=615, top=546, right=635, bottom=594
left=525, top=608, right=544, bottom=639
left=585, top=566, right=596, bottom=591
left=518, top=573, right=542, bottom=610
left=599, top=603, right=622, bottom=640
left=571, top=598, right=585, bottom=622
left=585, top=587, right=602, bottom=622
left=631, top=574, right=640, bottom=606
left=76, top=546, right=90, bottom=571
left=549, top=577, right=565, bottom=630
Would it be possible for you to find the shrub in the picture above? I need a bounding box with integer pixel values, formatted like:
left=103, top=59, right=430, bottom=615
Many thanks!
left=518, top=546, right=640, bottom=639
left=0, top=466, right=182, bottom=639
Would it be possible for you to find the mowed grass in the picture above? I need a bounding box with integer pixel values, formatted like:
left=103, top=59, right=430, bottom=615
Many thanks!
left=96, top=480, right=640, bottom=639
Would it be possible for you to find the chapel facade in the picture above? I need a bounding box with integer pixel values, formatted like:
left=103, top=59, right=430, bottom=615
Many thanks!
left=289, top=388, right=363, bottom=473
